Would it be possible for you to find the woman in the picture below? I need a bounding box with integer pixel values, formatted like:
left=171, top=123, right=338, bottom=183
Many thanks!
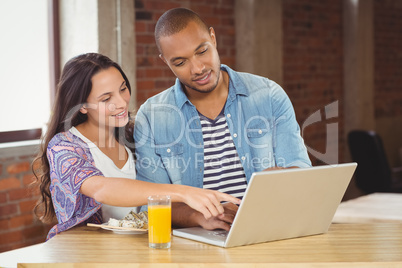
left=33, top=53, right=240, bottom=240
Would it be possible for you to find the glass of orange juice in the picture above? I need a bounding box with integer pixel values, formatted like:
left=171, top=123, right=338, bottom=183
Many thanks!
left=148, top=195, right=171, bottom=249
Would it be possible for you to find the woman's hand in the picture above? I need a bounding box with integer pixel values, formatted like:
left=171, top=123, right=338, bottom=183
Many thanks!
left=179, top=186, right=241, bottom=220
left=80, top=176, right=240, bottom=220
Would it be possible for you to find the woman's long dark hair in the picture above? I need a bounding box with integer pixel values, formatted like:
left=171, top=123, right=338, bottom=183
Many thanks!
left=33, top=53, right=134, bottom=223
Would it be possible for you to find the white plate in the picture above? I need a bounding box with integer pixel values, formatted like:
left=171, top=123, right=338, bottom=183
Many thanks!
left=101, top=223, right=147, bottom=235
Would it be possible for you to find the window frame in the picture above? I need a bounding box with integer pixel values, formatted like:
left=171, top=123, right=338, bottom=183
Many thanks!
left=0, top=0, right=60, bottom=144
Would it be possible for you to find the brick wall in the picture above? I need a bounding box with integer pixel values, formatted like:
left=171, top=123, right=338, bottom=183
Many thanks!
left=2, top=0, right=401, bottom=254
left=135, top=0, right=236, bottom=108
left=374, top=0, right=402, bottom=118
left=0, top=150, right=51, bottom=253
left=135, top=0, right=345, bottom=166
left=282, top=0, right=344, bottom=166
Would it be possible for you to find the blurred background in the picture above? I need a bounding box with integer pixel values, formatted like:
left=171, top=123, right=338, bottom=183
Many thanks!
left=1, top=0, right=401, bottom=252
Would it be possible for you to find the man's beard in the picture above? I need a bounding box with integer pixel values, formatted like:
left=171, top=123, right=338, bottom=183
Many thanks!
left=182, top=70, right=221, bottom=94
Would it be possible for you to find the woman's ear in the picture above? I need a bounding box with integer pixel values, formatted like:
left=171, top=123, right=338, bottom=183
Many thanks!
left=80, top=106, right=87, bottom=114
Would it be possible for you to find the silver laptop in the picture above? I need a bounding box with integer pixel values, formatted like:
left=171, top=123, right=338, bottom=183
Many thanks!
left=173, top=163, right=357, bottom=248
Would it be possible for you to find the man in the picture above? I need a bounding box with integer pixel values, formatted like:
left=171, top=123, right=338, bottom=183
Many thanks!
left=134, top=8, right=311, bottom=231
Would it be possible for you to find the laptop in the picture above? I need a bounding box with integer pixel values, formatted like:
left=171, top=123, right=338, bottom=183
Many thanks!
left=173, top=163, right=357, bottom=248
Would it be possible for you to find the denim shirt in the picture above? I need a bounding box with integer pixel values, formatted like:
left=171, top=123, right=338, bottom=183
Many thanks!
left=134, top=65, right=311, bottom=188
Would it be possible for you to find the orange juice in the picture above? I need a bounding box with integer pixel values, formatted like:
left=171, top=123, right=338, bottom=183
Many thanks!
left=148, top=205, right=171, bottom=244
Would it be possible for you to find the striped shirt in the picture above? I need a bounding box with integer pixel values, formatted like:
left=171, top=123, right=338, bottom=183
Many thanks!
left=199, top=111, right=248, bottom=199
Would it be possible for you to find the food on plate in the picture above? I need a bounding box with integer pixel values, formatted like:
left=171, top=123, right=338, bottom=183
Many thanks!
left=107, top=210, right=148, bottom=229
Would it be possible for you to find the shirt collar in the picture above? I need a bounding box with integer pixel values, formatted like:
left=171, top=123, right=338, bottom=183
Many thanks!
left=174, top=64, right=249, bottom=109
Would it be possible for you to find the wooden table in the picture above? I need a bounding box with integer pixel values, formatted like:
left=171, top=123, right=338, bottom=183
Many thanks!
left=1, top=223, right=402, bottom=267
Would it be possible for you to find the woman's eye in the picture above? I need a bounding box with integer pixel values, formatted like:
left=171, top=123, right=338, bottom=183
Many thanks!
left=121, top=87, right=127, bottom=92
left=199, top=48, right=208, bottom=54
left=101, top=97, right=110, bottom=102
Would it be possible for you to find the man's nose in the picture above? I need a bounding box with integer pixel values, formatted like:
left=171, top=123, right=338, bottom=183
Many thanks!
left=191, top=59, right=205, bottom=75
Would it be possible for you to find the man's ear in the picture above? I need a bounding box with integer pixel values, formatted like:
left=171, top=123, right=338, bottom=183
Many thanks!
left=209, top=27, right=217, bottom=48
left=80, top=106, right=87, bottom=114
left=159, top=54, right=167, bottom=65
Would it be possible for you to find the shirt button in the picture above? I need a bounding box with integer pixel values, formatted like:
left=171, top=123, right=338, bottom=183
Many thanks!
left=241, top=156, right=246, bottom=161
left=167, top=148, right=171, bottom=153
left=233, top=133, right=237, bottom=138
left=258, top=129, right=262, bottom=134
left=227, top=114, right=231, bottom=118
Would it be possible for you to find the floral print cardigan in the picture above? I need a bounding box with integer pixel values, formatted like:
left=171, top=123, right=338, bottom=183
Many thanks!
left=46, top=131, right=104, bottom=240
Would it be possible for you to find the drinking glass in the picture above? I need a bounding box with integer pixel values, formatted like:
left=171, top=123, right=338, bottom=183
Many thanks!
left=148, top=195, right=171, bottom=249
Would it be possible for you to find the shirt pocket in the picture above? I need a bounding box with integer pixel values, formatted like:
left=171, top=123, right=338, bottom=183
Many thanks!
left=155, top=143, right=184, bottom=157
left=245, top=122, right=275, bottom=169
left=155, top=143, right=185, bottom=185
left=246, top=122, right=272, bottom=149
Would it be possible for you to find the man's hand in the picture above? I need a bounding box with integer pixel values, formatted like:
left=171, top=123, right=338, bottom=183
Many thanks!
left=172, top=202, right=239, bottom=231
left=197, top=202, right=239, bottom=231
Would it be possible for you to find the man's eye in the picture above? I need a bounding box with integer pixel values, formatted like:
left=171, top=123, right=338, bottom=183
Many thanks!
left=174, top=61, right=185, bottom=67
left=199, top=48, right=208, bottom=54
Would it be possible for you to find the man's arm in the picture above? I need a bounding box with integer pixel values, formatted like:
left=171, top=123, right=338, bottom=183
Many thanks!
left=172, top=202, right=238, bottom=231
left=263, top=166, right=298, bottom=171
left=134, top=109, right=172, bottom=184
left=270, top=82, right=312, bottom=168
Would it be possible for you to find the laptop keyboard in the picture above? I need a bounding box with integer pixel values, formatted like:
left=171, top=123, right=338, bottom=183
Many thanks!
left=208, top=230, right=228, bottom=237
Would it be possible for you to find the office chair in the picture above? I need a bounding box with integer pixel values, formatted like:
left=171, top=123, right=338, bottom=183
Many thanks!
left=347, top=130, right=402, bottom=194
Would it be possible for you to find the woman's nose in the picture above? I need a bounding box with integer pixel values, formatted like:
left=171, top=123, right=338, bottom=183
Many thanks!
left=109, top=95, right=127, bottom=112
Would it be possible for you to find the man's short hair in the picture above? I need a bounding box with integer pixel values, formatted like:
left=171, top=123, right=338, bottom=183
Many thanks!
left=155, top=8, right=209, bottom=54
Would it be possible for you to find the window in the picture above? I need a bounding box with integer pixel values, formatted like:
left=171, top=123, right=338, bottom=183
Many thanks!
left=0, top=0, right=58, bottom=143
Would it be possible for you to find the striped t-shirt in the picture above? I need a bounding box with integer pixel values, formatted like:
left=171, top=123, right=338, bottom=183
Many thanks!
left=199, top=111, right=248, bottom=199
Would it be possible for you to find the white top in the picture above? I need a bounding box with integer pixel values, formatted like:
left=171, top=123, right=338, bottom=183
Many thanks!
left=70, top=127, right=137, bottom=222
